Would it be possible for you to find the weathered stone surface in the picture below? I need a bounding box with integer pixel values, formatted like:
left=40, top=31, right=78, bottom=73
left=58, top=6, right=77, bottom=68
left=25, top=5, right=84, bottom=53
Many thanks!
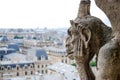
left=94, top=0, right=120, bottom=80
left=97, top=38, right=120, bottom=80
left=95, top=0, right=120, bottom=32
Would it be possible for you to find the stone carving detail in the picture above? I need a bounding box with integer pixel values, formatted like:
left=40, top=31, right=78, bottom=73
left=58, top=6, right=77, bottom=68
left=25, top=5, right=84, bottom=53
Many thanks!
left=66, top=0, right=112, bottom=80
left=97, top=37, right=120, bottom=80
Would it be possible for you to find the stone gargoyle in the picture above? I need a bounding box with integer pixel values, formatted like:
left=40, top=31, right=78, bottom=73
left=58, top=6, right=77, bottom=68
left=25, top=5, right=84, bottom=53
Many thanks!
left=65, top=0, right=112, bottom=80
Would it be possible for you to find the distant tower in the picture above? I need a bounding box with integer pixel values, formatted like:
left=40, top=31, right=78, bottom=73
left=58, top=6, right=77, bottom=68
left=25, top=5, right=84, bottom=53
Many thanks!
left=0, top=36, right=9, bottom=47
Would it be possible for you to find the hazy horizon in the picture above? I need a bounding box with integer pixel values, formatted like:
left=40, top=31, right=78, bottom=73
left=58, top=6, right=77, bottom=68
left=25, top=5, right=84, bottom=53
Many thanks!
left=0, top=0, right=111, bottom=29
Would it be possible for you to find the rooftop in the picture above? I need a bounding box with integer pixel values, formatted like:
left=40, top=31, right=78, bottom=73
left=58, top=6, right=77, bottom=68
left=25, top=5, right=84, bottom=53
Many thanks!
left=48, top=62, right=77, bottom=73
left=45, top=47, right=66, bottom=52
left=1, top=60, right=33, bottom=65
left=27, top=47, right=48, bottom=60
left=0, top=36, right=9, bottom=42
left=4, top=53, right=26, bottom=61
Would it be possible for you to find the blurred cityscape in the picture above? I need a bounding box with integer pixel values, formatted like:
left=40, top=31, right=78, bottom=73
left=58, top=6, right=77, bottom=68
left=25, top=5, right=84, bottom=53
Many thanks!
left=0, top=28, right=80, bottom=80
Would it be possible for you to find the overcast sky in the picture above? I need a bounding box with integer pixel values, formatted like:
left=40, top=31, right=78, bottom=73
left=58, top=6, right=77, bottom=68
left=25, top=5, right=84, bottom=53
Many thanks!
left=0, top=0, right=111, bottom=29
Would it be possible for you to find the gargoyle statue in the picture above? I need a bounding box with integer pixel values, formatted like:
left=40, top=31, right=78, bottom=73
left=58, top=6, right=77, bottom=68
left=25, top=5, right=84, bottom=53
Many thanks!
left=66, top=0, right=112, bottom=80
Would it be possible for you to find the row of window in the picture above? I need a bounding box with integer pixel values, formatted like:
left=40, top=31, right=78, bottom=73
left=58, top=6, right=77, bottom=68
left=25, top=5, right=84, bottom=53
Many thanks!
left=2, top=69, right=48, bottom=77
left=0, top=65, right=34, bottom=71
left=16, top=70, right=47, bottom=76
left=38, top=70, right=47, bottom=74
left=0, top=64, right=49, bottom=71
left=16, top=71, right=33, bottom=76
left=61, top=59, right=68, bottom=63
left=37, top=64, right=47, bottom=68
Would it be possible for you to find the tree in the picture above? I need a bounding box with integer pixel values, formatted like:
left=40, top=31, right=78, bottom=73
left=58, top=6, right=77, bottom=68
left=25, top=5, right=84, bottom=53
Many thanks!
left=14, top=35, right=24, bottom=39
left=33, top=37, right=37, bottom=40
left=66, top=0, right=120, bottom=80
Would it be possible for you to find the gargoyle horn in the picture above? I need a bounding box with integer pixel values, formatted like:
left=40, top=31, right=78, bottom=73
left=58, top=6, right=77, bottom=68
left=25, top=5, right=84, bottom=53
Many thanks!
left=77, top=0, right=91, bottom=18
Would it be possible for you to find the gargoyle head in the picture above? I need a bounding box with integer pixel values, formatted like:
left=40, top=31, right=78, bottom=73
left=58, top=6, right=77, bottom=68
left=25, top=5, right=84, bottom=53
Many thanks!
left=66, top=16, right=111, bottom=60
left=66, top=19, right=91, bottom=60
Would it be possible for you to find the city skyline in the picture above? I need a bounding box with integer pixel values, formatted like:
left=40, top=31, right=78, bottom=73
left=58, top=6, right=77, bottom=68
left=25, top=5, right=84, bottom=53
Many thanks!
left=0, top=0, right=111, bottom=29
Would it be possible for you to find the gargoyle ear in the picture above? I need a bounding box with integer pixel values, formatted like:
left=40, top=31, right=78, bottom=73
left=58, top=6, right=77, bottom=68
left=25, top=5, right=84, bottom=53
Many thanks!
left=70, top=20, right=78, bottom=27
left=81, top=28, right=91, bottom=48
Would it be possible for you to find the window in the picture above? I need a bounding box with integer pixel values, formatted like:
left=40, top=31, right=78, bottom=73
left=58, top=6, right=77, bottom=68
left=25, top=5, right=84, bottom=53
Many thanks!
left=45, top=70, right=47, bottom=73
left=7, top=67, right=11, bottom=70
left=17, top=66, right=19, bottom=70
left=17, top=72, right=19, bottom=76
left=24, top=65, right=28, bottom=69
left=30, top=65, right=33, bottom=68
left=25, top=71, right=27, bottom=75
left=31, top=71, right=33, bottom=75
left=41, top=56, right=45, bottom=60
left=42, top=65, right=44, bottom=68
left=38, top=65, right=39, bottom=68
left=61, top=59, right=64, bottom=63
left=65, top=59, right=67, bottom=63
left=1, top=67, right=4, bottom=70
left=41, top=70, right=44, bottom=74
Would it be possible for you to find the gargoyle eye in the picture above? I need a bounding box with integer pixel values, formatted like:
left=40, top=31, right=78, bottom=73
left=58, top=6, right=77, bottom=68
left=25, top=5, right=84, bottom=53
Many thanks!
left=67, top=29, right=70, bottom=34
